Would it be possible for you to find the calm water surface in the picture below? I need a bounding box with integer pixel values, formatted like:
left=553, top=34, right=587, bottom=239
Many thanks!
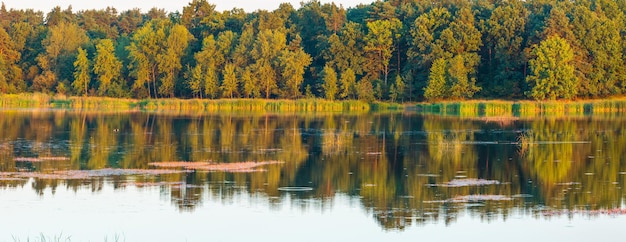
left=1, top=109, right=625, bottom=241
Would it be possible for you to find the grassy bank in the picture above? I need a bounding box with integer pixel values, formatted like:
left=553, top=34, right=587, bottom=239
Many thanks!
left=416, top=99, right=626, bottom=117
left=0, top=93, right=402, bottom=113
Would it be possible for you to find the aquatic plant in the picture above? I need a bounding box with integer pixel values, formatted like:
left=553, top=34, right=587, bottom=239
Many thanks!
left=148, top=160, right=284, bottom=172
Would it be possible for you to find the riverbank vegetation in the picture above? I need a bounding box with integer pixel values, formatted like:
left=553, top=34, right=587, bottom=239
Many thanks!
left=0, top=93, right=404, bottom=112
left=416, top=99, right=626, bottom=117
left=2, top=0, right=626, bottom=103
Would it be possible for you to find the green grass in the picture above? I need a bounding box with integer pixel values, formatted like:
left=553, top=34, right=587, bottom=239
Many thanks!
left=0, top=93, right=401, bottom=113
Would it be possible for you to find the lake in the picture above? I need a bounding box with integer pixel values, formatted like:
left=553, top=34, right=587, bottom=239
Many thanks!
left=1, top=109, right=625, bottom=241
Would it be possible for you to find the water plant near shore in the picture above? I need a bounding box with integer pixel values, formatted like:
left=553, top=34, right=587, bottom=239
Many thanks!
left=1, top=94, right=402, bottom=113
left=416, top=99, right=626, bottom=117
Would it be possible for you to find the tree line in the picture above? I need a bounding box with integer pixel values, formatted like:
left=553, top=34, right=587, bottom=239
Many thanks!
left=1, top=0, right=626, bottom=101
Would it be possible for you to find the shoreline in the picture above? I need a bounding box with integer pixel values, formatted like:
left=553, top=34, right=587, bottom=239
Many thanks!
left=3, top=93, right=626, bottom=116
left=0, top=93, right=403, bottom=113
left=415, top=99, right=626, bottom=117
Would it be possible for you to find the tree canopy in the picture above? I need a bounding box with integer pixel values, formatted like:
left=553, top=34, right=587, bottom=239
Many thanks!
left=1, top=0, right=625, bottom=101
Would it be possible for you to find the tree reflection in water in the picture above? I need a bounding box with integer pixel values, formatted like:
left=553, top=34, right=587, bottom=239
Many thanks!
left=1, top=110, right=625, bottom=230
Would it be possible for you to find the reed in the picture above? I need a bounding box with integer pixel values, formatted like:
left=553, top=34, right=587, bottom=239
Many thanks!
left=0, top=93, right=52, bottom=108
left=417, top=98, right=626, bottom=117
left=0, top=94, right=395, bottom=113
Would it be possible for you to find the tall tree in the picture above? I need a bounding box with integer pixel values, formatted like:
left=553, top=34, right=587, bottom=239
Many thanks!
left=221, top=63, right=238, bottom=98
left=251, top=29, right=286, bottom=99
left=279, top=35, right=312, bottom=99
left=127, top=19, right=167, bottom=98
left=93, top=39, right=122, bottom=96
left=194, top=35, right=220, bottom=98
left=72, top=47, right=90, bottom=96
left=339, top=68, right=357, bottom=100
left=364, top=18, right=402, bottom=85
left=157, top=24, right=193, bottom=97
left=322, top=64, right=338, bottom=100
left=424, top=58, right=447, bottom=101
left=526, top=35, right=577, bottom=100
left=0, top=26, right=22, bottom=93
left=482, top=1, right=528, bottom=98
left=181, top=0, right=222, bottom=40
left=38, top=21, right=89, bottom=92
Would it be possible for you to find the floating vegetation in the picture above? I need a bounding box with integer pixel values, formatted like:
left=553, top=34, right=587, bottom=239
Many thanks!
left=120, top=181, right=185, bottom=187
left=13, top=156, right=70, bottom=162
left=429, top=178, right=501, bottom=187
left=555, top=182, right=582, bottom=186
left=0, top=168, right=188, bottom=180
left=416, top=174, right=440, bottom=177
left=451, top=195, right=512, bottom=202
left=0, top=177, right=26, bottom=181
left=542, top=208, right=626, bottom=217
left=277, top=187, right=314, bottom=192
left=148, top=160, right=284, bottom=172
left=511, top=194, right=534, bottom=198
left=424, top=195, right=513, bottom=203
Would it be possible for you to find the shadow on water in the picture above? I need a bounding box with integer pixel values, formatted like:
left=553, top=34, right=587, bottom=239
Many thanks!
left=1, top=109, right=626, bottom=230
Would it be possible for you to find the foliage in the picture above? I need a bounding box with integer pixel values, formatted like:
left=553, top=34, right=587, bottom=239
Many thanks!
left=93, top=39, right=122, bottom=96
left=1, top=0, right=626, bottom=102
left=72, top=47, right=90, bottom=96
left=526, top=36, right=577, bottom=100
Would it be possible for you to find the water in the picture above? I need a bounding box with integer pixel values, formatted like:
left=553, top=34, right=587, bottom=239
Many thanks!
left=1, top=110, right=625, bottom=241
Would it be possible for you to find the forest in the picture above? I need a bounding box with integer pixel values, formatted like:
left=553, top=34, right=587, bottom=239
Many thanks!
left=1, top=0, right=626, bottom=102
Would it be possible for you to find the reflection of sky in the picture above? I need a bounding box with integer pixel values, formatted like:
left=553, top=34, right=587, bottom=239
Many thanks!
left=0, top=180, right=622, bottom=241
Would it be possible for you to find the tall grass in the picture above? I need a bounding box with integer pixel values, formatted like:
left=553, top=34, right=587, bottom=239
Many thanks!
left=0, top=94, right=399, bottom=113
left=0, top=93, right=52, bottom=108
left=416, top=98, right=626, bottom=117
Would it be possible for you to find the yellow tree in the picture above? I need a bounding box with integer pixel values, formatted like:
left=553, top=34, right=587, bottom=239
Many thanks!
left=158, top=24, right=193, bottom=97
left=72, top=47, right=90, bottom=96
left=526, top=35, right=577, bottom=100
left=93, top=39, right=122, bottom=96
left=364, top=18, right=402, bottom=86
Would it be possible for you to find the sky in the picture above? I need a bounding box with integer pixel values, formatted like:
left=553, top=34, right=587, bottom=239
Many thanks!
left=1, top=0, right=371, bottom=13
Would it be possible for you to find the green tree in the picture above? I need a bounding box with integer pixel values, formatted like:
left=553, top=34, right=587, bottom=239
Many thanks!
left=181, top=0, right=223, bottom=40
left=157, top=24, right=193, bottom=97
left=194, top=35, right=220, bottom=98
left=72, top=47, right=90, bottom=96
left=568, top=4, right=625, bottom=97
left=221, top=63, right=238, bottom=98
left=364, top=18, right=402, bottom=85
left=339, top=68, right=357, bottom=100
left=0, top=26, right=21, bottom=93
left=187, top=64, right=204, bottom=98
left=389, top=74, right=405, bottom=102
left=251, top=29, right=286, bottom=99
left=241, top=67, right=258, bottom=98
left=526, top=36, right=577, bottom=100
left=279, top=35, right=312, bottom=99
left=482, top=2, right=528, bottom=98
left=448, top=54, right=481, bottom=99
left=322, top=64, right=338, bottom=100
left=357, top=79, right=375, bottom=102
left=93, top=39, right=122, bottom=96
left=127, top=19, right=167, bottom=98
left=424, top=58, right=447, bottom=101
left=38, top=21, right=89, bottom=92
